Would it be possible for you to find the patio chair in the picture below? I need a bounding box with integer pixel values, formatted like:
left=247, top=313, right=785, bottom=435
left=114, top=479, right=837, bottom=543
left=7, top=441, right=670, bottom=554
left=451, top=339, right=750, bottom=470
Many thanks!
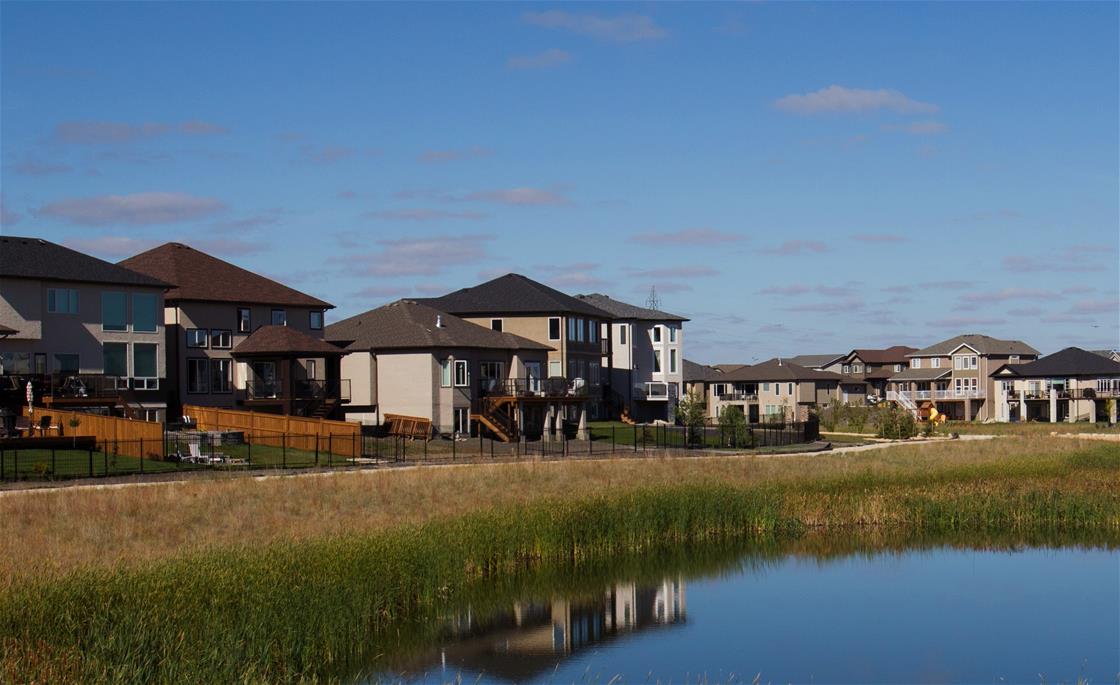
left=38, top=415, right=60, bottom=436
left=14, top=416, right=32, bottom=436
left=187, top=441, right=227, bottom=464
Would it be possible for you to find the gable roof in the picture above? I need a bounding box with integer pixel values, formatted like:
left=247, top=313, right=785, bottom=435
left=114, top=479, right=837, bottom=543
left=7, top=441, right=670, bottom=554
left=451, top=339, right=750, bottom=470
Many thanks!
left=993, top=347, right=1120, bottom=378
left=908, top=334, right=1038, bottom=358
left=720, top=358, right=842, bottom=382
left=325, top=300, right=553, bottom=352
left=712, top=364, right=748, bottom=374
left=788, top=354, right=844, bottom=369
left=421, top=273, right=611, bottom=317
left=119, top=242, right=332, bottom=309
left=843, top=346, right=919, bottom=364
left=1090, top=349, right=1120, bottom=361
left=231, top=325, right=343, bottom=357
left=683, top=359, right=722, bottom=383
left=573, top=293, right=688, bottom=322
left=0, top=236, right=168, bottom=288
left=888, top=366, right=952, bottom=382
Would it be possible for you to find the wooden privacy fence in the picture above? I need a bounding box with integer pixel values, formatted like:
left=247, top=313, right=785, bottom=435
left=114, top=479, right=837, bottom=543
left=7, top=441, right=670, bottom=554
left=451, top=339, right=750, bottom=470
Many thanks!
left=21, top=406, right=164, bottom=458
left=183, top=405, right=362, bottom=457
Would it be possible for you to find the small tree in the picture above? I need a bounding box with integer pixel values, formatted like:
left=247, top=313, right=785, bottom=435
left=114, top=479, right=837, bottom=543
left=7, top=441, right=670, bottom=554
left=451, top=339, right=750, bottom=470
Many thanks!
left=845, top=403, right=870, bottom=433
left=820, top=398, right=842, bottom=432
left=874, top=404, right=919, bottom=439
left=675, top=390, right=708, bottom=447
left=717, top=405, right=750, bottom=448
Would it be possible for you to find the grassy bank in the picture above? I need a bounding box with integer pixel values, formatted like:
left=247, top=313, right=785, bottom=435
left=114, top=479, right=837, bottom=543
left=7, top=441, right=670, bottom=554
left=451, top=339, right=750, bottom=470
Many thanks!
left=1, top=436, right=1118, bottom=683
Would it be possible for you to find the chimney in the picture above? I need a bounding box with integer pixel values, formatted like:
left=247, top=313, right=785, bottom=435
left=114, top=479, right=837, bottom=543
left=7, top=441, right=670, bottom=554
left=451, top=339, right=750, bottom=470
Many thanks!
left=778, top=358, right=782, bottom=366
left=436, top=315, right=443, bottom=328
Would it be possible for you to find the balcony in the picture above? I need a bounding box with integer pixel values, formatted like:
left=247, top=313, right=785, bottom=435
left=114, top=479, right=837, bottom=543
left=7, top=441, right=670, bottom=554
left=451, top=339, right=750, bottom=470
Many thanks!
left=887, top=388, right=985, bottom=403
left=246, top=378, right=350, bottom=402
left=478, top=378, right=595, bottom=400
left=718, top=392, right=758, bottom=402
left=635, top=382, right=677, bottom=401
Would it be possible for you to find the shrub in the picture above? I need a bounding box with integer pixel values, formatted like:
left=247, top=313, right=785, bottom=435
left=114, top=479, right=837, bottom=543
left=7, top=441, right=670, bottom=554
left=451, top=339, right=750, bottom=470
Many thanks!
left=874, top=404, right=919, bottom=439
left=717, top=405, right=750, bottom=448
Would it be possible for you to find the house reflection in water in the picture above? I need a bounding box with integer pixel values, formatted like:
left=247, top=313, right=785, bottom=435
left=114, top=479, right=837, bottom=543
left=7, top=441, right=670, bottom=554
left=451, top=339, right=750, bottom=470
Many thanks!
left=418, top=577, right=686, bottom=683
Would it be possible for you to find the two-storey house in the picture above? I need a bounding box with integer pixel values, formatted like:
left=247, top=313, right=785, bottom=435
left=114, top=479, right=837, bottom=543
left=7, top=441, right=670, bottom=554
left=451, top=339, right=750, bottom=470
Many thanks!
left=991, top=347, right=1120, bottom=423
left=833, top=345, right=918, bottom=404
left=0, top=236, right=170, bottom=420
left=326, top=300, right=560, bottom=440
left=701, top=358, right=842, bottom=423
left=575, top=293, right=687, bottom=423
left=120, top=243, right=345, bottom=419
left=886, top=334, right=1039, bottom=421
left=423, top=274, right=614, bottom=421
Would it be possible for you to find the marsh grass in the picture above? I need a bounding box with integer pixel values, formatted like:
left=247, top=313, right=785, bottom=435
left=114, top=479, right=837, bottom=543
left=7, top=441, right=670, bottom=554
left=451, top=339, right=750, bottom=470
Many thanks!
left=0, top=436, right=1117, bottom=683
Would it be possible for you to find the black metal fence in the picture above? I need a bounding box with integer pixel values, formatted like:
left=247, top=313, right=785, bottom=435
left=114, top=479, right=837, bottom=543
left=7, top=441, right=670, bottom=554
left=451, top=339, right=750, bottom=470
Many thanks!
left=0, top=419, right=820, bottom=483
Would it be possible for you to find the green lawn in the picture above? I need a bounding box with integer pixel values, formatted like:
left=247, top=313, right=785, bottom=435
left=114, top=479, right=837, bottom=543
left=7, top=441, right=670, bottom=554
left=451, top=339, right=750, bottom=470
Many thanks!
left=941, top=420, right=1120, bottom=435
left=0, top=449, right=203, bottom=480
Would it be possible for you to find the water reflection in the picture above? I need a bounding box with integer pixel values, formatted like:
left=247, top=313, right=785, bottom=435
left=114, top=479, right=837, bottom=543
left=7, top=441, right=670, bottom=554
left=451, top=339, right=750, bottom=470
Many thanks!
left=419, top=578, right=686, bottom=682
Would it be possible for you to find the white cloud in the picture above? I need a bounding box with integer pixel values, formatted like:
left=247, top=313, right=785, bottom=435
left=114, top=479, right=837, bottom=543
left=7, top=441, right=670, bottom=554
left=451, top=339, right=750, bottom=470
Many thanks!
left=461, top=187, right=571, bottom=206
left=628, top=228, right=746, bottom=246
left=37, top=192, right=226, bottom=226
left=0, top=196, right=21, bottom=226
left=52, top=120, right=228, bottom=144
left=63, top=236, right=159, bottom=257
left=758, top=240, right=830, bottom=255
left=522, top=11, right=667, bottom=42
left=774, top=85, right=939, bottom=115
left=507, top=49, right=573, bottom=70
left=329, top=234, right=495, bottom=277
left=883, top=120, right=949, bottom=135
left=363, top=208, right=488, bottom=221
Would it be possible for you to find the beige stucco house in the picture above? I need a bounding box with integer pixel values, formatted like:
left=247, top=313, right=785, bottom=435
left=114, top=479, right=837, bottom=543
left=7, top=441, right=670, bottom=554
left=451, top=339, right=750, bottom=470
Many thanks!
left=1, top=236, right=170, bottom=421
left=685, top=357, right=841, bottom=423
left=990, top=347, right=1120, bottom=423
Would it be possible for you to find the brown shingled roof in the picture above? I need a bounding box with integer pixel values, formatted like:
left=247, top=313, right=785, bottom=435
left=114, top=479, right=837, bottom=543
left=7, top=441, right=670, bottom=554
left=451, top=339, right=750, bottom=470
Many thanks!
left=120, top=242, right=332, bottom=309
left=720, top=358, right=842, bottom=382
left=232, top=325, right=343, bottom=357
left=845, top=345, right=919, bottom=364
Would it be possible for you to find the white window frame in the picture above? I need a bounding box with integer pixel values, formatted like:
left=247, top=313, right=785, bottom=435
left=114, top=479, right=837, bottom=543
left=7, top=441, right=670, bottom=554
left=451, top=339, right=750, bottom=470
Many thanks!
left=440, top=359, right=452, bottom=387
left=652, top=349, right=662, bottom=373
left=490, top=318, right=503, bottom=332
left=548, top=317, right=561, bottom=341
left=668, top=326, right=677, bottom=343
left=186, top=329, right=209, bottom=349
left=911, top=358, right=921, bottom=369
left=187, top=358, right=210, bottom=394
left=619, top=324, right=627, bottom=345
left=669, top=349, right=678, bottom=374
left=652, top=326, right=662, bottom=343
left=132, top=343, right=159, bottom=390
left=932, top=358, right=941, bottom=369
left=453, top=360, right=469, bottom=387
left=549, top=360, right=562, bottom=378
left=210, top=329, right=232, bottom=349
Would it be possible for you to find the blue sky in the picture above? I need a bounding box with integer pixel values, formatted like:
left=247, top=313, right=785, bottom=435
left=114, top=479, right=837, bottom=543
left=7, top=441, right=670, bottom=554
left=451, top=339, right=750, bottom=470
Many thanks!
left=2, top=2, right=1117, bottom=362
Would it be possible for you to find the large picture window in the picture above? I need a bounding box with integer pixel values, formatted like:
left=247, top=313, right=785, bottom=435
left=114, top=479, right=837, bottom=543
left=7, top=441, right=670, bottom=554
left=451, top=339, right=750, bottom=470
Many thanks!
left=187, top=359, right=210, bottom=393
left=102, top=292, right=127, bottom=331
left=238, top=308, right=251, bottom=333
left=132, top=293, right=158, bottom=332
left=47, top=288, right=79, bottom=314
left=211, top=359, right=232, bottom=393
left=133, top=343, right=159, bottom=389
left=103, top=343, right=128, bottom=377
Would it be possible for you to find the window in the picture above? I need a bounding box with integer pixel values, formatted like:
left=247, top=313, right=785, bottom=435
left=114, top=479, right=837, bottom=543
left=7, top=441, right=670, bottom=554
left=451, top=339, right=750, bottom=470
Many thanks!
left=490, top=319, right=503, bottom=332
left=549, top=360, right=562, bottom=378
left=133, top=343, right=159, bottom=389
left=211, top=359, right=232, bottom=393
left=911, top=359, right=921, bottom=369
left=101, top=292, right=127, bottom=331
left=309, top=310, right=324, bottom=330
left=788, top=383, right=794, bottom=395
left=589, top=320, right=597, bottom=344
left=237, top=308, right=251, bottom=333
left=619, top=325, right=627, bottom=345
left=589, top=362, right=600, bottom=385
left=47, top=288, right=79, bottom=314
left=953, top=355, right=978, bottom=370
left=762, top=382, right=770, bottom=392
left=103, top=343, right=128, bottom=378
left=271, top=309, right=287, bottom=326
left=669, top=327, right=677, bottom=343
left=210, top=329, right=232, bottom=349
left=440, top=359, right=452, bottom=387
left=187, top=359, right=210, bottom=393
left=187, top=329, right=209, bottom=348
left=932, top=358, right=941, bottom=368
left=652, top=350, right=662, bottom=373
left=0, top=352, right=32, bottom=375
left=842, top=364, right=851, bottom=374
left=453, top=360, right=469, bottom=387
left=775, top=383, right=781, bottom=396
left=567, top=318, right=577, bottom=341
left=453, top=407, right=470, bottom=435
left=479, top=361, right=503, bottom=380
left=652, top=326, right=662, bottom=343
left=894, top=364, right=902, bottom=372
left=576, top=318, right=585, bottom=343
left=306, top=359, right=317, bottom=380
left=1009, top=355, right=1020, bottom=363
left=132, top=293, right=158, bottom=332
left=852, top=364, right=862, bottom=374
left=548, top=317, right=561, bottom=341
left=52, top=354, right=79, bottom=373
left=669, top=349, right=678, bottom=374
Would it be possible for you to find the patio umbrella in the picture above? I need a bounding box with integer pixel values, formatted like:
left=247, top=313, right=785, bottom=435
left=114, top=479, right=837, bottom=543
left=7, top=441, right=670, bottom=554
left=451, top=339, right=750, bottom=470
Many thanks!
left=26, top=380, right=33, bottom=416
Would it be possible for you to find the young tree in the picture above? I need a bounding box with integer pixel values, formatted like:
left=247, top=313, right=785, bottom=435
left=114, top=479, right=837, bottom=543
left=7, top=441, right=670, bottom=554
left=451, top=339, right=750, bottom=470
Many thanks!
left=717, top=405, right=750, bottom=448
left=675, top=390, right=708, bottom=447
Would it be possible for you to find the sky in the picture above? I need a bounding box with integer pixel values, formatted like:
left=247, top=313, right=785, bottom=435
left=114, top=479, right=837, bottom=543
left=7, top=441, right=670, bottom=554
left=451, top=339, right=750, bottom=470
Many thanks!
left=1, top=2, right=1117, bottom=363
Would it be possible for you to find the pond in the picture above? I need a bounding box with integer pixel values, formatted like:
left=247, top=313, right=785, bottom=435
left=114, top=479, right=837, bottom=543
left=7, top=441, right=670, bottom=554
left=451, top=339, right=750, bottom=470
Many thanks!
left=370, top=544, right=1118, bottom=684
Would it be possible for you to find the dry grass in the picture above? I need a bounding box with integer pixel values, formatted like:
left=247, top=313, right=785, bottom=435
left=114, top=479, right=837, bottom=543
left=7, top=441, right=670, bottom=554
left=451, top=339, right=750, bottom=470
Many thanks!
left=1, top=435, right=1115, bottom=587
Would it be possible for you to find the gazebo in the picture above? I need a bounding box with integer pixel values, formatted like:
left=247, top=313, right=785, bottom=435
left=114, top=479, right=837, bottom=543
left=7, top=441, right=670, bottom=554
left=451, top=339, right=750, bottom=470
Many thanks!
left=231, top=325, right=347, bottom=418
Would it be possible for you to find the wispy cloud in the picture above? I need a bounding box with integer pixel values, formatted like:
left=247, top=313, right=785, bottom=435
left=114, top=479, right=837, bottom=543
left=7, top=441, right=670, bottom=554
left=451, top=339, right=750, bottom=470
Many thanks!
left=63, top=236, right=159, bottom=258
left=350, top=285, right=413, bottom=300
left=533, top=263, right=610, bottom=290
left=758, top=283, right=860, bottom=297
left=882, top=120, right=949, bottom=135
left=1069, top=298, right=1120, bottom=315
left=1002, top=254, right=1107, bottom=273
left=788, top=297, right=864, bottom=313
left=294, top=145, right=378, bottom=165
left=507, top=49, right=573, bottom=70
left=418, top=146, right=493, bottom=163
left=0, top=196, right=20, bottom=226
left=362, top=208, right=488, bottom=222
left=12, top=157, right=72, bottom=176
left=461, top=187, right=571, bottom=206
left=758, top=240, right=830, bottom=255
left=623, top=266, right=717, bottom=279
left=928, top=316, right=1007, bottom=328
left=51, top=120, right=228, bottom=144
left=628, top=228, right=746, bottom=246
left=774, top=85, right=938, bottom=115
left=960, top=287, right=1059, bottom=303
left=851, top=233, right=907, bottom=243
left=328, top=234, right=495, bottom=277
left=37, top=192, right=226, bottom=226
left=522, top=11, right=667, bottom=42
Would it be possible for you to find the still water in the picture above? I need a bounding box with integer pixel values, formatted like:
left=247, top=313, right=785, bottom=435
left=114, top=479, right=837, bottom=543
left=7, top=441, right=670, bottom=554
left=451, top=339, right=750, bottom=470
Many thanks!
left=372, top=546, right=1119, bottom=684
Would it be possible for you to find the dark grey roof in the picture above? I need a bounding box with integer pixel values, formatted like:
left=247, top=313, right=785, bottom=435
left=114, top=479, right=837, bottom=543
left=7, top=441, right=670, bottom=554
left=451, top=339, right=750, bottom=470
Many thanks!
left=721, top=358, right=842, bottom=382
left=326, top=300, right=553, bottom=352
left=993, top=347, right=1120, bottom=378
left=1090, top=349, right=1120, bottom=360
left=574, top=293, right=688, bottom=322
left=887, top=366, right=952, bottom=382
left=908, top=334, right=1039, bottom=358
left=683, top=359, right=722, bottom=382
left=422, top=274, right=612, bottom=317
left=0, top=236, right=168, bottom=288
left=712, top=364, right=747, bottom=374
left=788, top=354, right=844, bottom=369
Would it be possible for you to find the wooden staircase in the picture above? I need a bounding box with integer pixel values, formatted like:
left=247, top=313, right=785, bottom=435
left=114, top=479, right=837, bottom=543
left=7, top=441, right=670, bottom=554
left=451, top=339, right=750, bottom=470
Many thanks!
left=309, top=398, right=339, bottom=419
left=117, top=389, right=143, bottom=420
left=473, top=396, right=518, bottom=442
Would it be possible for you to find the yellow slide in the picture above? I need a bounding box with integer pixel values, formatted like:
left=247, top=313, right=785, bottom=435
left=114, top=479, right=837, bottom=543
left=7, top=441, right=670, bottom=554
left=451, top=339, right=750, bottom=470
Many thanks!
left=928, top=406, right=947, bottom=424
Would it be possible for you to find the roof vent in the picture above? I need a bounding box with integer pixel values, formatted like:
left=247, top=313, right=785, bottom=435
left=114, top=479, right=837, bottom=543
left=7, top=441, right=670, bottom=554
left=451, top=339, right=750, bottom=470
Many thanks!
left=777, top=358, right=783, bottom=366
left=436, top=315, right=444, bottom=328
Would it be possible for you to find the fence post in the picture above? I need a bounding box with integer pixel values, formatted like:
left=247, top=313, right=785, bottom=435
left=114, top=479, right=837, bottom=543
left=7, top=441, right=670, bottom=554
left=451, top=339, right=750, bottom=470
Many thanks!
left=282, top=434, right=287, bottom=470
left=611, top=426, right=615, bottom=454
left=328, top=434, right=333, bottom=466
left=634, top=424, right=638, bottom=452
left=51, top=448, right=56, bottom=476
left=352, top=433, right=357, bottom=462
left=247, top=438, right=252, bottom=468
left=140, top=438, right=144, bottom=473
left=315, top=435, right=319, bottom=467
left=88, top=448, right=92, bottom=478
left=452, top=433, right=456, bottom=461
